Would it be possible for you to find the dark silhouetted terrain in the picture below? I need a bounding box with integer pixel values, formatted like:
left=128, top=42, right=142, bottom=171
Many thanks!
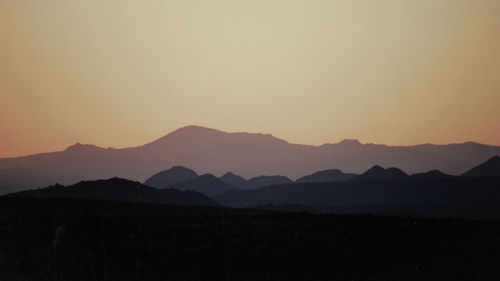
left=7, top=178, right=217, bottom=207
left=215, top=177, right=500, bottom=219
left=220, top=172, right=251, bottom=189
left=220, top=173, right=293, bottom=190
left=144, top=166, right=198, bottom=188
left=354, top=165, right=409, bottom=181
left=411, top=170, right=453, bottom=179
left=295, top=169, right=357, bottom=183
left=246, top=175, right=293, bottom=189
left=463, top=155, right=500, bottom=177
left=2, top=126, right=500, bottom=194
left=1, top=197, right=500, bottom=281
left=171, top=174, right=238, bottom=196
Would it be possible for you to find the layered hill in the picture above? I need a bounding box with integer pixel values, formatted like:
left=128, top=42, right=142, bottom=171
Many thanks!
left=246, top=175, right=293, bottom=189
left=215, top=177, right=500, bottom=219
left=220, top=172, right=293, bottom=189
left=144, top=166, right=198, bottom=188
left=220, top=172, right=250, bottom=189
left=1, top=125, right=500, bottom=194
left=7, top=178, right=217, bottom=206
left=295, top=169, right=357, bottom=183
left=171, top=174, right=238, bottom=196
left=215, top=157, right=500, bottom=219
left=463, top=156, right=500, bottom=177
left=354, top=166, right=409, bottom=181
left=411, top=170, right=453, bottom=179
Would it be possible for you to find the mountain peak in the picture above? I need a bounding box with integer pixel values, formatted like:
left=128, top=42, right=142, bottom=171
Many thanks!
left=487, top=155, right=500, bottom=162
left=411, top=170, right=451, bottom=179
left=173, top=173, right=237, bottom=196
left=356, top=165, right=408, bottom=181
left=338, top=139, right=362, bottom=146
left=463, top=155, right=500, bottom=177
left=170, top=125, right=225, bottom=136
left=144, top=166, right=198, bottom=188
left=367, top=165, right=385, bottom=172
left=222, top=171, right=244, bottom=179
left=295, top=169, right=357, bottom=184
left=65, top=143, right=103, bottom=152
left=143, top=125, right=290, bottom=149
left=220, top=172, right=249, bottom=189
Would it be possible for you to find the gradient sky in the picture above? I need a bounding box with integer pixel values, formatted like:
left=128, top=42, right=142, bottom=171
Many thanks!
left=1, top=0, right=499, bottom=158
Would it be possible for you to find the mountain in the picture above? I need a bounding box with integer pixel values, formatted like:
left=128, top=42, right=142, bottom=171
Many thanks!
left=295, top=169, right=357, bottom=183
left=172, top=174, right=238, bottom=196
left=221, top=172, right=293, bottom=189
left=6, top=178, right=217, bottom=206
left=247, top=175, right=293, bottom=189
left=144, top=166, right=198, bottom=188
left=2, top=125, right=500, bottom=194
left=354, top=166, right=409, bottom=181
left=463, top=156, right=500, bottom=177
left=411, top=170, right=453, bottom=179
left=214, top=177, right=500, bottom=219
left=220, top=172, right=250, bottom=189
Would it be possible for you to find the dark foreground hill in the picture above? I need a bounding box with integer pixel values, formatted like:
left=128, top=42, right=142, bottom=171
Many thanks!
left=215, top=177, right=500, bottom=219
left=1, top=197, right=500, bottom=281
left=463, top=155, right=500, bottom=177
left=7, top=178, right=217, bottom=207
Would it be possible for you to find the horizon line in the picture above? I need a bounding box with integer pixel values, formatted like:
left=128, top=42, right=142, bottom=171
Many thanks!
left=1, top=125, right=499, bottom=159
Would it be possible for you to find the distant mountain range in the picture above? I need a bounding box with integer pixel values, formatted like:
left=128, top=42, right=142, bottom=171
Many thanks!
left=212, top=156, right=500, bottom=219
left=5, top=156, right=500, bottom=219
left=146, top=156, right=500, bottom=198
left=1, top=125, right=500, bottom=194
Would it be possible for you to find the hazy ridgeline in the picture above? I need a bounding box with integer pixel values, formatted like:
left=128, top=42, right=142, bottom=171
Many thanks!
left=6, top=155, right=500, bottom=220
left=2, top=126, right=500, bottom=195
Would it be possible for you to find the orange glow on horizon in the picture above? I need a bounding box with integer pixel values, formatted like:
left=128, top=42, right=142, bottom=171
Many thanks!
left=1, top=0, right=499, bottom=158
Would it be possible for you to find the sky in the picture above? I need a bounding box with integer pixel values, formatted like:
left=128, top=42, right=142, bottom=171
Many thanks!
left=1, top=0, right=499, bottom=158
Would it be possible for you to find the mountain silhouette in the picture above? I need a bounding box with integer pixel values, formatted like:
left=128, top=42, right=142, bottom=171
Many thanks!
left=220, top=172, right=250, bottom=189
left=1, top=125, right=500, bottom=194
left=463, top=156, right=500, bottom=177
left=411, top=170, right=453, bottom=179
left=354, top=166, right=409, bottom=181
left=172, top=174, right=238, bottom=196
left=247, top=175, right=293, bottom=189
left=7, top=178, right=217, bottom=206
left=144, top=166, right=198, bottom=188
left=295, top=169, right=357, bottom=183
left=215, top=177, right=500, bottom=219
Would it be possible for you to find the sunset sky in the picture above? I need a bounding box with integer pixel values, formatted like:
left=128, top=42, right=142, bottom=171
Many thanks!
left=1, top=0, right=499, bottom=158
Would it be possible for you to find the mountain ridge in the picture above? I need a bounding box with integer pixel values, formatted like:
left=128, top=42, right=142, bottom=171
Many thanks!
left=7, top=177, right=217, bottom=206
left=463, top=156, right=500, bottom=177
left=1, top=126, right=500, bottom=194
